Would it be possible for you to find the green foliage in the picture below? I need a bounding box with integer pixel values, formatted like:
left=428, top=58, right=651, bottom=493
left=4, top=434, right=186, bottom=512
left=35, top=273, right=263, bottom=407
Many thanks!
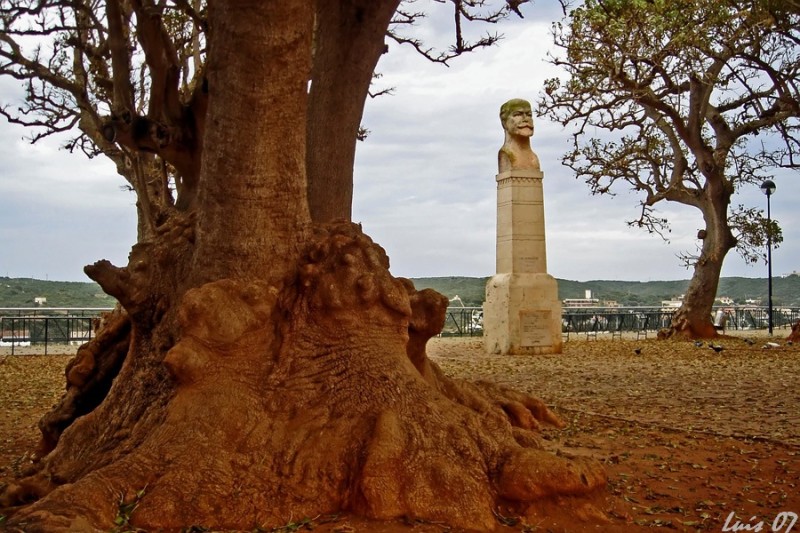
left=112, top=487, right=147, bottom=533
left=0, top=277, right=115, bottom=308
left=729, top=204, right=784, bottom=264
left=412, top=276, right=490, bottom=306
left=2, top=275, right=799, bottom=311
left=411, top=276, right=800, bottom=307
left=266, top=516, right=316, bottom=532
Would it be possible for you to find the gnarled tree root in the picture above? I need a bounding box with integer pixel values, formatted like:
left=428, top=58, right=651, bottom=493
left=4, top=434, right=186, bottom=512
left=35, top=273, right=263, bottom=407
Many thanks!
left=3, top=222, right=606, bottom=532
left=788, top=320, right=800, bottom=342
left=36, top=306, right=131, bottom=455
left=659, top=312, right=719, bottom=340
left=403, top=278, right=565, bottom=436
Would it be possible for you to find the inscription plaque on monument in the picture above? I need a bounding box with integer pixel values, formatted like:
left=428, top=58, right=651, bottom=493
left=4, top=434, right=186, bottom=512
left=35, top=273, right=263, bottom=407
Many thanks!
left=519, top=310, right=553, bottom=347
left=519, top=256, right=539, bottom=272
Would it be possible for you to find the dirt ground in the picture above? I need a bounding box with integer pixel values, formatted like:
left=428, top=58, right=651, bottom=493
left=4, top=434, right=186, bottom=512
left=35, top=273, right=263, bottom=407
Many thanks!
left=1, top=332, right=798, bottom=532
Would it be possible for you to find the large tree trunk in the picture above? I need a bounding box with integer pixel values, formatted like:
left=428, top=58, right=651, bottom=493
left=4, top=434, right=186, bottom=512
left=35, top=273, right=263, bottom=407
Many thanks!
left=1, top=2, right=606, bottom=530
left=789, top=321, right=800, bottom=342
left=306, top=0, right=398, bottom=222
left=191, top=0, right=312, bottom=282
left=668, top=252, right=726, bottom=338
left=666, top=181, right=736, bottom=339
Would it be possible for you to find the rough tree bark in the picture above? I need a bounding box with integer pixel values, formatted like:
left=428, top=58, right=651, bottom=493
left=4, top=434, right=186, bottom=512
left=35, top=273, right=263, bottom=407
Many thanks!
left=788, top=321, right=800, bottom=343
left=1, top=1, right=607, bottom=530
left=665, top=179, right=737, bottom=339
left=306, top=0, right=399, bottom=223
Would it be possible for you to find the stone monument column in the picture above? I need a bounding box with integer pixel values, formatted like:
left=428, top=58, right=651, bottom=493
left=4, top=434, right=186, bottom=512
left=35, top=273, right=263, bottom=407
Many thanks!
left=483, top=99, right=562, bottom=355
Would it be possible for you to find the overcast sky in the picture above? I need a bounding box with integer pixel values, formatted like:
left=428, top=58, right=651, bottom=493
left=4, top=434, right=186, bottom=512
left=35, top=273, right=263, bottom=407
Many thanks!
left=0, top=2, right=797, bottom=283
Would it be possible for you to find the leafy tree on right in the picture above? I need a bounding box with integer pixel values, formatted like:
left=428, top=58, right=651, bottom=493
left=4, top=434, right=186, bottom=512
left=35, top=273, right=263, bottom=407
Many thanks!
left=539, top=0, right=799, bottom=338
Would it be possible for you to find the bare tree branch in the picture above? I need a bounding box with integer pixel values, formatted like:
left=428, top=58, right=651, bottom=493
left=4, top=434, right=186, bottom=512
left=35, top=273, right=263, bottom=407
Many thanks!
left=387, top=0, right=519, bottom=65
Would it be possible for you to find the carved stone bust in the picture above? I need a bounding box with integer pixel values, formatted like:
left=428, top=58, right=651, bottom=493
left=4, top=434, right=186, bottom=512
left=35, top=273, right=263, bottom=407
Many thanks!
left=498, top=98, right=541, bottom=173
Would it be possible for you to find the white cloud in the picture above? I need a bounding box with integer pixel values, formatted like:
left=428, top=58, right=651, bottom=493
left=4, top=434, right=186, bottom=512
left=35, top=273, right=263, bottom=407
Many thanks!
left=0, top=3, right=797, bottom=283
left=354, top=8, right=800, bottom=282
left=0, top=128, right=137, bottom=281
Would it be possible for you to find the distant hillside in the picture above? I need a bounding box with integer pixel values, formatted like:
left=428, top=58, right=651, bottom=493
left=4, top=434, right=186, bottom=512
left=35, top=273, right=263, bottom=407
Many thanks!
left=411, top=277, right=489, bottom=307
left=0, top=277, right=115, bottom=308
left=2, top=275, right=799, bottom=309
left=412, top=275, right=800, bottom=307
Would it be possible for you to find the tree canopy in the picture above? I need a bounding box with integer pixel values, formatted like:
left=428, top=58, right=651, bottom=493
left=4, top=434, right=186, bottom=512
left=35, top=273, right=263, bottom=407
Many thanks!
left=538, top=0, right=799, bottom=337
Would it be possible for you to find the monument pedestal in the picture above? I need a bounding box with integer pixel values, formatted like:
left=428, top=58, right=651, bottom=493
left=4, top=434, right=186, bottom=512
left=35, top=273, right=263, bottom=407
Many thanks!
left=484, top=273, right=562, bottom=355
left=483, top=166, right=562, bottom=355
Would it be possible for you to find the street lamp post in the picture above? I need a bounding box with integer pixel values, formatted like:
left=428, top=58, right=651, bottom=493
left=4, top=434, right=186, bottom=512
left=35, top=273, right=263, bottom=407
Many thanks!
left=760, top=179, right=776, bottom=335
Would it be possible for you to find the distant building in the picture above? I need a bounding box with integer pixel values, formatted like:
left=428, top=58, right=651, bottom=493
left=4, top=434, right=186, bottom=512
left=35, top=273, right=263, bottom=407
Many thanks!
left=745, top=298, right=762, bottom=306
left=34, top=296, right=47, bottom=306
left=563, top=290, right=600, bottom=307
left=661, top=295, right=684, bottom=311
left=716, top=296, right=734, bottom=306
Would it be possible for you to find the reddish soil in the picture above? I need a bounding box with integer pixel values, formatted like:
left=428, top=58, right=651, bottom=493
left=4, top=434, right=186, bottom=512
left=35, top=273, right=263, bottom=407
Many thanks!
left=1, top=333, right=798, bottom=532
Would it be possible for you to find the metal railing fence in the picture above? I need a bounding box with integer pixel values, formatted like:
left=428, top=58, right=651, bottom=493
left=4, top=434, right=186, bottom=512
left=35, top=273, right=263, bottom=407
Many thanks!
left=0, top=308, right=113, bottom=355
left=441, top=307, right=485, bottom=337
left=441, top=305, right=800, bottom=339
left=2, top=305, right=798, bottom=351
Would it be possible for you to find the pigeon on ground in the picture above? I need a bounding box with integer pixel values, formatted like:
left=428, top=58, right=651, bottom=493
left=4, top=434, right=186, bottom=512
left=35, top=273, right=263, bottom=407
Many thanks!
left=634, top=348, right=642, bottom=355
left=694, top=341, right=704, bottom=347
left=763, top=342, right=781, bottom=349
left=709, top=344, right=724, bottom=353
